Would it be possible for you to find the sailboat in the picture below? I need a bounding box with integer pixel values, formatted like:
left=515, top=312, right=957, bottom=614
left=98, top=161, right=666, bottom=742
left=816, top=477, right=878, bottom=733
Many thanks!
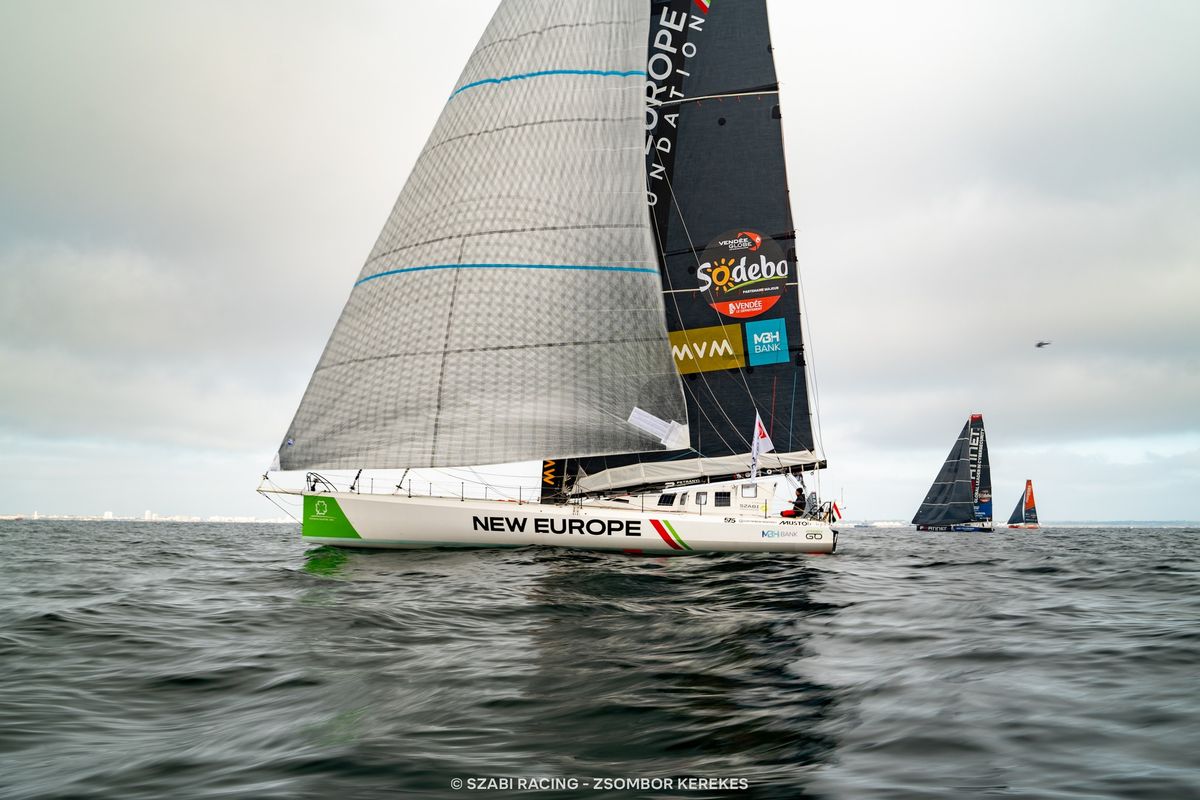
left=1006, top=480, right=1040, bottom=529
left=260, top=0, right=837, bottom=554
left=912, top=413, right=993, bottom=532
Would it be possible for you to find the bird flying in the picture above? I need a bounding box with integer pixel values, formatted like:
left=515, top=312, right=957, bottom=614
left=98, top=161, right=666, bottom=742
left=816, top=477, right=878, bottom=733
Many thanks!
left=1036, top=341, right=1052, bottom=348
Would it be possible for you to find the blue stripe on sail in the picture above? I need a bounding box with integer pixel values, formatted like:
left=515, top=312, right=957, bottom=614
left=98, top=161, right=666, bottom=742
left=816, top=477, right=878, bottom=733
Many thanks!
left=355, top=263, right=658, bottom=286
left=450, top=69, right=645, bottom=98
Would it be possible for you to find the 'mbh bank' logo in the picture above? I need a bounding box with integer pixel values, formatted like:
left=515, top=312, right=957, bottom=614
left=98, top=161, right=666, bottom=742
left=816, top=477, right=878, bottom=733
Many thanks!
left=745, top=318, right=790, bottom=367
left=669, top=325, right=746, bottom=374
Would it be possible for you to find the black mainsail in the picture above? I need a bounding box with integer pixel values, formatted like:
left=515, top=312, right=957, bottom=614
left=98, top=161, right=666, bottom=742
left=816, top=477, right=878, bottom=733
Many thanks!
left=565, top=0, right=824, bottom=496
left=913, top=414, right=993, bottom=530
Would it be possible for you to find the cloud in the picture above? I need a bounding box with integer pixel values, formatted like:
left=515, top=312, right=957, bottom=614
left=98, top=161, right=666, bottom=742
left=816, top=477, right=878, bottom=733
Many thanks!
left=1, top=1, right=1198, bottom=519
left=777, top=1, right=1200, bottom=466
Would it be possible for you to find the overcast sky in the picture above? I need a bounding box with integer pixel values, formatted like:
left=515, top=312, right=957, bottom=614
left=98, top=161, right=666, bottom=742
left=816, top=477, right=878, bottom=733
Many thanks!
left=1, top=0, right=1197, bottom=521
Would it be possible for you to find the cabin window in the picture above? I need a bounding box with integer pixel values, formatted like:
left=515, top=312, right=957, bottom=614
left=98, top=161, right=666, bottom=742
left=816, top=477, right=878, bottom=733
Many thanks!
left=740, top=484, right=758, bottom=499
left=679, top=493, right=688, bottom=506
left=657, top=493, right=676, bottom=507
left=715, top=492, right=731, bottom=507
left=695, top=492, right=707, bottom=506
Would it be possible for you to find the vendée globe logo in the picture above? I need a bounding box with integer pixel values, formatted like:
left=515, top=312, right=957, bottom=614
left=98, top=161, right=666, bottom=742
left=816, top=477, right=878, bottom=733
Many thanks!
left=696, top=228, right=789, bottom=319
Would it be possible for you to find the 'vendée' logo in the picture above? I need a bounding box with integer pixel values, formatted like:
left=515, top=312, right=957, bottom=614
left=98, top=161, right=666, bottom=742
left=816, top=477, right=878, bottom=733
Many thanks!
left=696, top=229, right=789, bottom=319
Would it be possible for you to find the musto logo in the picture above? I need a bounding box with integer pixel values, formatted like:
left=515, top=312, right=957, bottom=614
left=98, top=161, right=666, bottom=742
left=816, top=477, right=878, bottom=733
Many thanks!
left=697, top=228, right=789, bottom=319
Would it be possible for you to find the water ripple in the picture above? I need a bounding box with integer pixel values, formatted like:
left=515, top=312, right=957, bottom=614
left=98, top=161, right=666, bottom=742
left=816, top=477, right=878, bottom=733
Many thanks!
left=0, top=522, right=1197, bottom=798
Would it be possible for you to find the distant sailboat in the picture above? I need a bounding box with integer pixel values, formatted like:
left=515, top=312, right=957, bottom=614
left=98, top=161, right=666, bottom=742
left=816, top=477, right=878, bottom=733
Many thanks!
left=912, top=413, right=993, bottom=532
left=1006, top=480, right=1040, bottom=529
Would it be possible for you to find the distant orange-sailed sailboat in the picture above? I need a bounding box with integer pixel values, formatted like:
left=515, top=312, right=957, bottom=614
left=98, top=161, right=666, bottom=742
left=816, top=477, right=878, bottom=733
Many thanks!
left=1006, top=480, right=1040, bottom=529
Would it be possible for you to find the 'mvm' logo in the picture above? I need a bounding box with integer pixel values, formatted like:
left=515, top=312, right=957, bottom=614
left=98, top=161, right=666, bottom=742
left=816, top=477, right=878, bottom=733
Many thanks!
left=669, top=325, right=746, bottom=374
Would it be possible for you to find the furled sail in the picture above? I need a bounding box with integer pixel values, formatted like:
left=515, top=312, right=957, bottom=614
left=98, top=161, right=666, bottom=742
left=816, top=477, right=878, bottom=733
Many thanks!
left=278, top=1, right=688, bottom=470
left=567, top=0, right=823, bottom=495
left=913, top=414, right=992, bottom=527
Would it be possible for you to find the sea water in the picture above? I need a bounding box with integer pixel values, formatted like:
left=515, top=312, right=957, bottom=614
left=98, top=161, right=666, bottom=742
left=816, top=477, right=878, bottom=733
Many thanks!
left=1, top=521, right=1196, bottom=799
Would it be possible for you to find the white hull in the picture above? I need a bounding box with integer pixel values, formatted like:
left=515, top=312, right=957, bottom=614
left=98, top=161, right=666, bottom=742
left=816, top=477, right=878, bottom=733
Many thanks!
left=301, top=492, right=837, bottom=555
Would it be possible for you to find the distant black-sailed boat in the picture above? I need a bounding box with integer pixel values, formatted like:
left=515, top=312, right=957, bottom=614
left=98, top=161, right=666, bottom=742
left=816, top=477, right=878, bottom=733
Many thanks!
left=1007, top=479, right=1040, bottom=529
left=912, top=413, right=993, bottom=532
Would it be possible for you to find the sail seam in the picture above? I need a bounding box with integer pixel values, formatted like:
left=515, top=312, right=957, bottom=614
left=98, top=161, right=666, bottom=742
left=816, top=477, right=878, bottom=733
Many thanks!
left=356, top=263, right=657, bottom=286
left=423, top=116, right=636, bottom=157
left=468, top=20, right=640, bottom=60
left=367, top=225, right=645, bottom=266
left=450, top=69, right=645, bottom=99
left=315, top=337, right=675, bottom=374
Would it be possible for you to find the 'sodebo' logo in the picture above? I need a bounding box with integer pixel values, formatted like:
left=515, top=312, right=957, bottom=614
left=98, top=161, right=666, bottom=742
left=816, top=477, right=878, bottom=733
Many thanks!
left=697, top=228, right=789, bottom=319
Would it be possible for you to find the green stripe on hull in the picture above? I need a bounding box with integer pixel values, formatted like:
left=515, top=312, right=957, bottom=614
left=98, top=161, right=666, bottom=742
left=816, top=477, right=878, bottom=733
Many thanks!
left=301, top=536, right=523, bottom=549
left=661, top=519, right=692, bottom=550
left=303, top=496, right=361, bottom=539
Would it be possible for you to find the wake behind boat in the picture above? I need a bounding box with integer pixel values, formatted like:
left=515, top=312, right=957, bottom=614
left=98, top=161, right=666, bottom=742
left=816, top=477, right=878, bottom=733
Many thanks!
left=260, top=0, right=839, bottom=554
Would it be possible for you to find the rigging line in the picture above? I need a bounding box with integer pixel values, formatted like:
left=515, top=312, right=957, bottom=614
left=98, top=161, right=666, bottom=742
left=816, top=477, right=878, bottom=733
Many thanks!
left=773, top=79, right=825, bottom=468
left=675, top=368, right=741, bottom=458
left=645, top=178, right=743, bottom=462
left=258, top=489, right=300, bottom=525
left=795, top=251, right=825, bottom=460
left=428, top=240, right=467, bottom=460
left=655, top=87, right=780, bottom=108
left=654, top=153, right=760, bottom=454
left=788, top=371, right=797, bottom=457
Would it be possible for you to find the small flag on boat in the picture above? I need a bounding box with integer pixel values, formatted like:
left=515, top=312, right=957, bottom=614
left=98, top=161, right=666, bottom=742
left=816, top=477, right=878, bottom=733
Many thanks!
left=749, top=411, right=774, bottom=478
left=693, top=0, right=711, bottom=13
left=831, top=502, right=842, bottom=521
